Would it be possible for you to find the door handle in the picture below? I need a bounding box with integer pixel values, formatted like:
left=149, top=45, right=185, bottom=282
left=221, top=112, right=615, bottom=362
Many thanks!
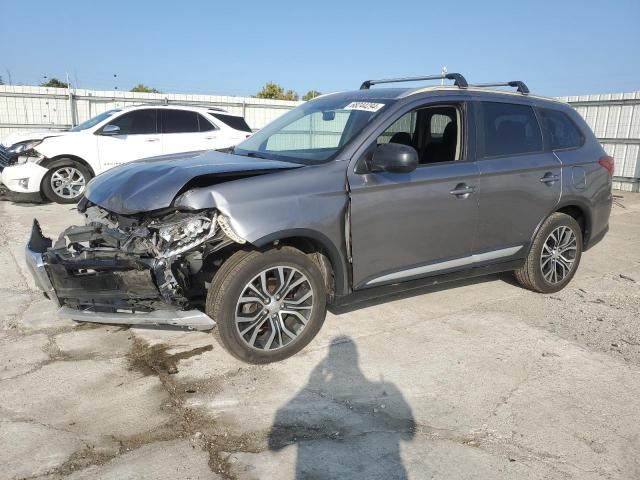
left=205, top=136, right=217, bottom=140
left=449, top=183, right=475, bottom=198
left=146, top=138, right=160, bottom=142
left=540, top=173, right=560, bottom=185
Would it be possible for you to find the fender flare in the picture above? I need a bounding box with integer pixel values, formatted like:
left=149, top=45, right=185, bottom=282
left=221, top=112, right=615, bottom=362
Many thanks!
left=251, top=228, right=350, bottom=296
left=526, top=199, right=592, bottom=256
left=41, top=154, right=96, bottom=178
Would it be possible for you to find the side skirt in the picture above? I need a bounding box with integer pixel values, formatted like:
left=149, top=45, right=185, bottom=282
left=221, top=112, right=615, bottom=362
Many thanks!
left=330, top=259, right=524, bottom=307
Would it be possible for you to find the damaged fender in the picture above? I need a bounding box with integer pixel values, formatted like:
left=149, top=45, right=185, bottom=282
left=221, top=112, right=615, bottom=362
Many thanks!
left=173, top=160, right=352, bottom=295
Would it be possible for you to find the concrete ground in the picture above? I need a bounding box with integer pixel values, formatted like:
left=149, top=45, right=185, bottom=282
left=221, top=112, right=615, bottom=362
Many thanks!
left=1, top=193, right=639, bottom=480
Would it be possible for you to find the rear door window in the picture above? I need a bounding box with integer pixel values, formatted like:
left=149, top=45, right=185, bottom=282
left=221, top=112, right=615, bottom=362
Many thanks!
left=198, top=114, right=217, bottom=132
left=481, top=102, right=543, bottom=157
left=108, top=109, right=157, bottom=135
left=539, top=108, right=584, bottom=150
left=162, top=110, right=200, bottom=134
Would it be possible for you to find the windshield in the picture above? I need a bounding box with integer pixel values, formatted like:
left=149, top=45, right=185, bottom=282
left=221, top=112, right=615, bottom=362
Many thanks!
left=70, top=109, right=122, bottom=132
left=234, top=96, right=390, bottom=164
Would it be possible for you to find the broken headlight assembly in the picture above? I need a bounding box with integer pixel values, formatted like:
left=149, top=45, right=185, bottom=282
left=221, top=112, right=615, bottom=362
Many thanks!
left=6, top=141, right=45, bottom=166
left=7, top=139, right=42, bottom=155
left=153, top=213, right=219, bottom=257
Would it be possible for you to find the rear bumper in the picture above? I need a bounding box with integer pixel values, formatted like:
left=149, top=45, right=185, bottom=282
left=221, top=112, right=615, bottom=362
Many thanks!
left=584, top=224, right=609, bottom=251
left=25, top=219, right=215, bottom=330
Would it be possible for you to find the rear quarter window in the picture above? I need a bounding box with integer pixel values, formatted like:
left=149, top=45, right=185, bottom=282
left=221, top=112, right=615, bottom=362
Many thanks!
left=481, top=102, right=543, bottom=157
left=210, top=113, right=252, bottom=133
left=539, top=108, right=584, bottom=150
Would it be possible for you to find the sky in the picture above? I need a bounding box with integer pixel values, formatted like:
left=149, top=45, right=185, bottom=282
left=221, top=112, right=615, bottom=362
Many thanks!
left=1, top=0, right=639, bottom=98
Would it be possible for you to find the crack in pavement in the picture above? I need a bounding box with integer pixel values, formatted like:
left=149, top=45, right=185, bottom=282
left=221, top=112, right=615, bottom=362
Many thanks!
left=23, top=336, right=223, bottom=479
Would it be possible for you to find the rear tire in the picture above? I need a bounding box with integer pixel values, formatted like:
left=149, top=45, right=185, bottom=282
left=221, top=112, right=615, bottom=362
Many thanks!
left=206, top=247, right=327, bottom=364
left=41, top=159, right=92, bottom=204
left=514, top=213, right=583, bottom=293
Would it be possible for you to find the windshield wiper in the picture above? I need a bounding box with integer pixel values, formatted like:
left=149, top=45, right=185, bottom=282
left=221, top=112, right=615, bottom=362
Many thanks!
left=245, top=151, right=268, bottom=159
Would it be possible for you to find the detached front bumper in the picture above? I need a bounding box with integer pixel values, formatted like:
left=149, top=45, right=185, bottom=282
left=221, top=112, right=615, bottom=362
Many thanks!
left=25, top=219, right=215, bottom=331
left=25, top=225, right=57, bottom=302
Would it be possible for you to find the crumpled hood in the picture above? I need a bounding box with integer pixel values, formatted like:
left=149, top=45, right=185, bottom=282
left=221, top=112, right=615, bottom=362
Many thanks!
left=2, top=129, right=71, bottom=147
left=84, top=150, right=300, bottom=215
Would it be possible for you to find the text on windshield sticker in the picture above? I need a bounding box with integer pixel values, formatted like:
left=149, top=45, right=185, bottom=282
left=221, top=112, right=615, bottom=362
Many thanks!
left=344, top=102, right=385, bottom=112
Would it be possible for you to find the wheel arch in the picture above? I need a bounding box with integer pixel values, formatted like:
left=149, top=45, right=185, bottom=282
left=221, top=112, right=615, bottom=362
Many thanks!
left=555, top=203, right=591, bottom=242
left=41, top=154, right=96, bottom=178
left=251, top=229, right=350, bottom=298
left=527, top=201, right=592, bottom=256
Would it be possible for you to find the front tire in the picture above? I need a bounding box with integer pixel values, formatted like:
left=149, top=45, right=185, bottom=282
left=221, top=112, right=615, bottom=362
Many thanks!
left=206, top=247, right=327, bottom=364
left=41, top=159, right=92, bottom=204
left=514, top=213, right=583, bottom=293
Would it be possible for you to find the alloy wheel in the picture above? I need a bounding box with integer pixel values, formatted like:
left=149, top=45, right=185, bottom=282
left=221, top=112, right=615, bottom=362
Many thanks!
left=540, top=226, right=577, bottom=284
left=50, top=167, right=86, bottom=199
left=235, top=266, right=314, bottom=351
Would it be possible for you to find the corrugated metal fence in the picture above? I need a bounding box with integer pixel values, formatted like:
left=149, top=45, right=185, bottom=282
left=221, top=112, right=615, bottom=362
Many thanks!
left=1, top=85, right=639, bottom=191
left=0, top=85, right=301, bottom=141
left=557, top=92, right=640, bottom=192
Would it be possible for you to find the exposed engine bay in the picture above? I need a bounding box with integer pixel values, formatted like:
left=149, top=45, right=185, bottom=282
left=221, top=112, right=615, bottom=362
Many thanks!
left=41, top=204, right=245, bottom=313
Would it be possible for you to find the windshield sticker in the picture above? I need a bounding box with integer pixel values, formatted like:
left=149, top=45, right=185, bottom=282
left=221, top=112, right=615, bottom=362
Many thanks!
left=344, top=102, right=385, bottom=112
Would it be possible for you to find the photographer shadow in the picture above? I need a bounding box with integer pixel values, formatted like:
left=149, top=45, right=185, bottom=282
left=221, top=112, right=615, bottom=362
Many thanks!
left=268, top=336, right=415, bottom=479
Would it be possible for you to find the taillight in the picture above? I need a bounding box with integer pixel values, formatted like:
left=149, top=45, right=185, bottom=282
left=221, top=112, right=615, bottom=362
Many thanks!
left=598, top=155, right=614, bottom=176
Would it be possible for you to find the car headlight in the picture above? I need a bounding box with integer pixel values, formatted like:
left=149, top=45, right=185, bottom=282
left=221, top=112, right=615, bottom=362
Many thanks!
left=8, top=140, right=42, bottom=155
left=153, top=213, right=219, bottom=258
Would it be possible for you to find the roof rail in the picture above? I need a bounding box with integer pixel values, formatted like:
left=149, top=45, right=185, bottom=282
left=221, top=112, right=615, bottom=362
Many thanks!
left=122, top=101, right=229, bottom=110
left=469, top=81, right=530, bottom=95
left=360, top=73, right=468, bottom=90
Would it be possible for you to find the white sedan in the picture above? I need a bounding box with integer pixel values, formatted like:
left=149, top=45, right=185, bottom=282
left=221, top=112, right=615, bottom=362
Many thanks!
left=0, top=105, right=252, bottom=203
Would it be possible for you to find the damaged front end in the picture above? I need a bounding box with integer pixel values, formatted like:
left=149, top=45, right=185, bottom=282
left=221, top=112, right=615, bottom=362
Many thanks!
left=26, top=204, right=245, bottom=330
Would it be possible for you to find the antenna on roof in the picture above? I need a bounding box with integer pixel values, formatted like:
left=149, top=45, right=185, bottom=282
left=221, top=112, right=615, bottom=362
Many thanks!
left=360, top=72, right=468, bottom=90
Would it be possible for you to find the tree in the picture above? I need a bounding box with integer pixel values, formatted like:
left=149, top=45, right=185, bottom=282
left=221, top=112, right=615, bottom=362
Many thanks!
left=255, top=82, right=299, bottom=101
left=302, top=90, right=322, bottom=101
left=130, top=84, right=161, bottom=93
left=0, top=76, right=4, bottom=85
left=283, top=89, right=299, bottom=101
left=40, top=78, right=69, bottom=88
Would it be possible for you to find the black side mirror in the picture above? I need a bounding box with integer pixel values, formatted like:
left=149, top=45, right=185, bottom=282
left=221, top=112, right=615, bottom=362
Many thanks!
left=100, top=124, right=121, bottom=136
left=370, top=143, right=418, bottom=174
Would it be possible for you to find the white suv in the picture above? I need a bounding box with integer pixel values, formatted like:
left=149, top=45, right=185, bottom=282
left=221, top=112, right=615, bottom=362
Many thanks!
left=0, top=105, right=252, bottom=203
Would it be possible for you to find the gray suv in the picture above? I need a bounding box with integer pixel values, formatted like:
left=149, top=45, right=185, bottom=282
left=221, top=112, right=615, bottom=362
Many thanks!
left=25, top=73, right=613, bottom=363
